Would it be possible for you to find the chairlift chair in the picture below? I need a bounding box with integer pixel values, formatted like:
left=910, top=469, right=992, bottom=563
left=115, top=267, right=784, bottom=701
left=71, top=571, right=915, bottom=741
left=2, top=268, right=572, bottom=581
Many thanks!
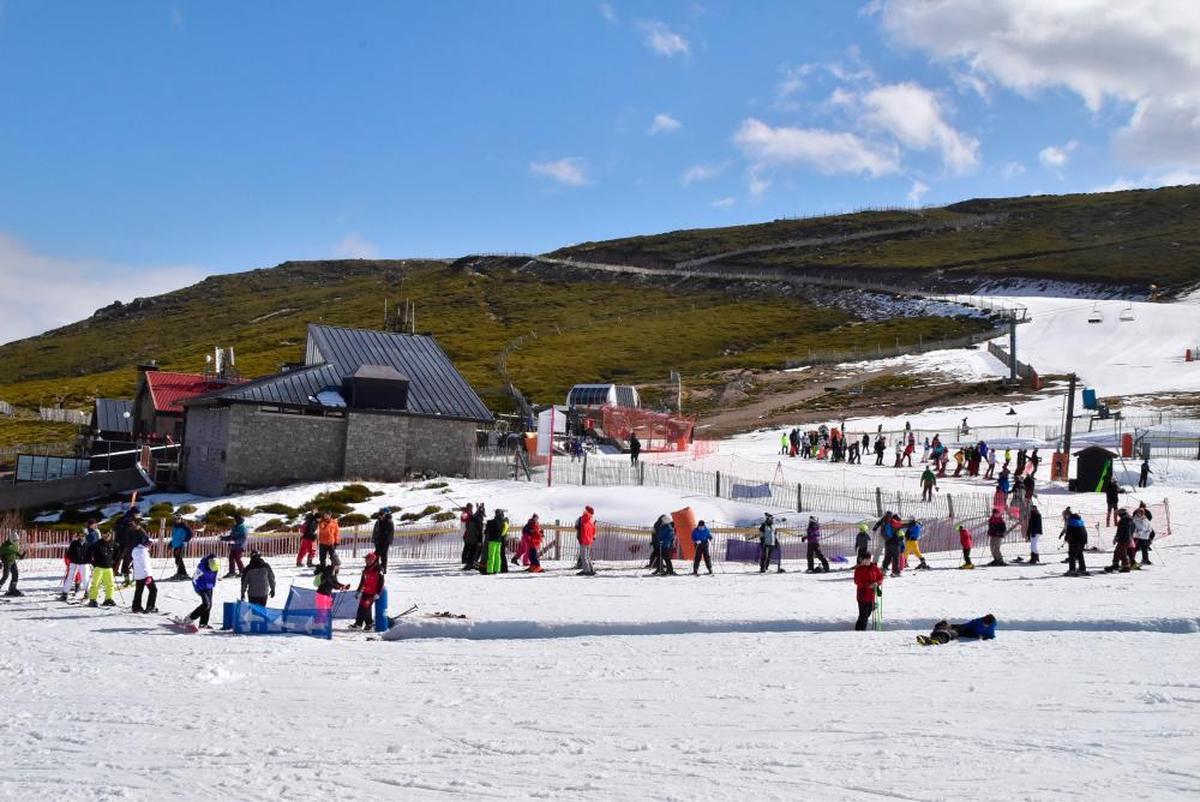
left=1119, top=303, right=1135, bottom=322
left=1087, top=303, right=1104, bottom=324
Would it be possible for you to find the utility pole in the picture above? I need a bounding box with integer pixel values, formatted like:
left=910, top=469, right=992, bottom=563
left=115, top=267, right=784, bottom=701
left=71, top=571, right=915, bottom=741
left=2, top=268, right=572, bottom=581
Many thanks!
left=1061, top=373, right=1077, bottom=481
left=670, top=371, right=682, bottom=414
left=1008, top=313, right=1018, bottom=384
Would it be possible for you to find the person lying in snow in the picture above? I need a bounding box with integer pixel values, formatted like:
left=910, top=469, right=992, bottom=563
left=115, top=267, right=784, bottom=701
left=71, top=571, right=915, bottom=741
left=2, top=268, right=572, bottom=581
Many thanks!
left=921, top=615, right=997, bottom=645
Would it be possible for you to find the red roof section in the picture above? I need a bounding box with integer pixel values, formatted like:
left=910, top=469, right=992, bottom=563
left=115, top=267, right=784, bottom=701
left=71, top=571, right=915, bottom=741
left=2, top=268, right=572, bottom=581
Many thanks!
left=144, top=371, right=245, bottom=414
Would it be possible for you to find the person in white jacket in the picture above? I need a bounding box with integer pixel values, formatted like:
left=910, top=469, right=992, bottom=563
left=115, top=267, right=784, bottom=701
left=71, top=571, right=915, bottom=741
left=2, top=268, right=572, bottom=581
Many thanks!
left=130, top=535, right=158, bottom=614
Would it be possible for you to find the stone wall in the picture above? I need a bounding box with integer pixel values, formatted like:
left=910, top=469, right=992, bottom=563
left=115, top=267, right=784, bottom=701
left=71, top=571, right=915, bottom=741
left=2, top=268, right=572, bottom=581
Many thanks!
left=344, top=412, right=409, bottom=481
left=182, top=406, right=231, bottom=497
left=223, top=406, right=347, bottom=492
left=406, top=415, right=476, bottom=476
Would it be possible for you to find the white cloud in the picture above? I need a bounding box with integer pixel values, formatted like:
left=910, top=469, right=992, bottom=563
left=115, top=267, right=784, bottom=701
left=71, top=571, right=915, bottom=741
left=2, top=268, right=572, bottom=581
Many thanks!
left=1038, top=139, right=1079, bottom=168
left=0, top=233, right=205, bottom=345
left=530, top=157, right=590, bottom=187
left=883, top=0, right=1200, bottom=169
left=907, top=179, right=929, bottom=205
left=859, top=82, right=979, bottom=175
left=638, top=20, right=689, bottom=57
left=711, top=196, right=736, bottom=208
left=1000, top=161, right=1026, bottom=180
left=1091, top=177, right=1136, bottom=193
left=747, top=169, right=771, bottom=197
left=599, top=2, right=617, bottom=24
left=1094, top=170, right=1200, bottom=193
left=681, top=163, right=724, bottom=186
left=733, top=118, right=900, bottom=179
left=648, top=113, right=682, bottom=136
left=333, top=232, right=379, bottom=259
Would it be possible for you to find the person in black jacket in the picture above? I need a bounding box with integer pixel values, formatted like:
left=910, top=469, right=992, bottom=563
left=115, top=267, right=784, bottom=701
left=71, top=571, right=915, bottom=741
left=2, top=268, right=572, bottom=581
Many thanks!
left=372, top=507, right=395, bottom=573
left=629, top=433, right=641, bottom=465
left=59, top=530, right=92, bottom=602
left=240, top=551, right=277, bottom=606
left=1105, top=478, right=1121, bottom=527
left=1108, top=509, right=1135, bottom=572
left=461, top=503, right=484, bottom=570
left=1025, top=503, right=1043, bottom=565
left=114, top=508, right=142, bottom=587
left=296, top=509, right=319, bottom=568
left=87, top=530, right=120, bottom=607
left=481, top=509, right=509, bottom=574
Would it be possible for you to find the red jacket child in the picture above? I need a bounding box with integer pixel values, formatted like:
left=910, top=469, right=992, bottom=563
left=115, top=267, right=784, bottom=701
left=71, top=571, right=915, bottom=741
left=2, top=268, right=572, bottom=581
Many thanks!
left=853, top=561, right=884, bottom=604
left=578, top=507, right=597, bottom=546
left=351, top=552, right=385, bottom=630
left=959, top=525, right=973, bottom=550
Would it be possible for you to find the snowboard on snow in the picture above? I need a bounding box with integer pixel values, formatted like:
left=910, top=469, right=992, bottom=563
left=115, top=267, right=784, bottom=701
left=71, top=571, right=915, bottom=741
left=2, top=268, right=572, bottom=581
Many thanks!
left=161, top=617, right=201, bottom=634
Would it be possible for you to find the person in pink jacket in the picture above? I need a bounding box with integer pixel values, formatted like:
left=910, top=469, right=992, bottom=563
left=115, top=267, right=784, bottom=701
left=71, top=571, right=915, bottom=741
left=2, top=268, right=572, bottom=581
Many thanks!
left=577, top=505, right=597, bottom=576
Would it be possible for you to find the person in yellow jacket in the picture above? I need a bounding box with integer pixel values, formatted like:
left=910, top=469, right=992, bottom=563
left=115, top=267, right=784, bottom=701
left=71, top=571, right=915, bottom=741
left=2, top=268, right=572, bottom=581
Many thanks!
left=317, top=512, right=341, bottom=571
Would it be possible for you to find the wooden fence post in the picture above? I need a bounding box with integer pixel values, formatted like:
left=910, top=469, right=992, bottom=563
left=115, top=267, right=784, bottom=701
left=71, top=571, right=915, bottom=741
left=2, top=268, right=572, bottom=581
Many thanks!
left=554, top=520, right=561, bottom=560
left=875, top=487, right=883, bottom=517
left=582, top=453, right=588, bottom=486
left=639, top=462, right=645, bottom=486
left=946, top=493, right=955, bottom=519
left=715, top=470, right=722, bottom=498
left=796, top=483, right=803, bottom=513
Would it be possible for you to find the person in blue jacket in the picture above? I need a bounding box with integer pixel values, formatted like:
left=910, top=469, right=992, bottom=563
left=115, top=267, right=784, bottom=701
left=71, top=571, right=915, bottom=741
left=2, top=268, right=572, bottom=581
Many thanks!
left=185, top=554, right=220, bottom=629
left=169, top=513, right=193, bottom=579
left=927, top=614, right=997, bottom=644
left=691, top=520, right=713, bottom=575
left=656, top=521, right=677, bottom=576
left=219, top=514, right=248, bottom=578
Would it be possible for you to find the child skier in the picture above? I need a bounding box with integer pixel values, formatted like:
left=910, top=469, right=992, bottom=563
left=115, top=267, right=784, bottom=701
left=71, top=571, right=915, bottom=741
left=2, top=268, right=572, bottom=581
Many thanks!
left=958, top=524, right=974, bottom=569
left=240, top=550, right=276, bottom=606
left=904, top=519, right=928, bottom=570
left=522, top=514, right=544, bottom=573
left=1107, top=508, right=1135, bottom=573
left=186, top=554, right=221, bottom=629
left=351, top=552, right=385, bottom=630
left=1025, top=502, right=1043, bottom=564
left=86, top=530, right=119, bottom=607
left=169, top=513, right=193, bottom=579
left=986, top=508, right=1007, bottom=566
left=1131, top=506, right=1154, bottom=565
left=130, top=534, right=158, bottom=613
left=297, top=508, right=320, bottom=569
left=314, top=561, right=349, bottom=616
left=853, top=550, right=884, bottom=631
left=920, top=614, right=997, bottom=645
left=482, top=508, right=509, bottom=574
left=1, top=534, right=25, bottom=596
left=854, top=522, right=870, bottom=555
left=219, top=513, right=248, bottom=578
left=802, top=516, right=829, bottom=573
left=920, top=466, right=937, bottom=501
left=657, top=519, right=677, bottom=576
left=59, top=529, right=92, bottom=601
left=691, top=520, right=713, bottom=575
left=1061, top=508, right=1089, bottom=576
left=576, top=505, right=597, bottom=576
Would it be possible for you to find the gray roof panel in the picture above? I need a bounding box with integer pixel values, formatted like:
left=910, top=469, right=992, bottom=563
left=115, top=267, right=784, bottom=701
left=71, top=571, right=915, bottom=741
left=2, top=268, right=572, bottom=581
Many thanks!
left=94, top=398, right=134, bottom=434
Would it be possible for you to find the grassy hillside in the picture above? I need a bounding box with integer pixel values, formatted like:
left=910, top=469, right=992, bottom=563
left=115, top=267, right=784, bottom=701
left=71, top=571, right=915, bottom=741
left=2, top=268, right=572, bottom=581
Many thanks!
left=551, top=185, right=1200, bottom=290
left=0, top=259, right=982, bottom=439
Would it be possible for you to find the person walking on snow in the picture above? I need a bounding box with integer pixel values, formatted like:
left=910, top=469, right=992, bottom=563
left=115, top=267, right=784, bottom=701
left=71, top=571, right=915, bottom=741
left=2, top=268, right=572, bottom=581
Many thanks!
left=86, top=530, right=119, bottom=607
left=59, top=529, right=92, bottom=601
left=629, top=433, right=641, bottom=465
left=1029, top=448, right=1041, bottom=476
left=648, top=514, right=668, bottom=573
left=1061, top=508, right=1089, bottom=577
left=240, top=550, right=276, bottom=606
left=350, top=552, right=385, bottom=630
left=855, top=522, right=870, bottom=555
left=1138, top=460, right=1151, bottom=488
left=853, top=551, right=884, bottom=631
left=1, top=534, right=25, bottom=596
left=986, top=508, right=1007, bottom=566
left=920, top=466, right=937, bottom=502
left=522, top=514, right=544, bottom=573
left=959, top=524, right=974, bottom=569
left=876, top=511, right=903, bottom=577
left=874, top=436, right=886, bottom=466
left=130, top=535, right=158, bottom=613
left=318, top=511, right=341, bottom=570
left=577, top=506, right=597, bottom=576
left=758, top=513, right=782, bottom=573
left=984, top=447, right=997, bottom=479
left=1131, top=506, right=1154, bottom=565
left=220, top=514, right=248, bottom=578
left=460, top=504, right=481, bottom=570
left=691, top=520, right=713, bottom=575
left=1107, top=509, right=1136, bottom=573
left=1025, top=503, right=1043, bottom=564
left=1105, top=478, right=1121, bottom=527
left=904, top=519, right=929, bottom=570
left=656, top=519, right=677, bottom=576
left=169, top=513, right=193, bottom=579
left=802, top=516, right=830, bottom=573
left=372, top=507, right=394, bottom=573
left=297, top=508, right=319, bottom=568
left=187, top=554, right=220, bottom=629
left=780, top=432, right=789, bottom=456
left=482, top=508, right=510, bottom=574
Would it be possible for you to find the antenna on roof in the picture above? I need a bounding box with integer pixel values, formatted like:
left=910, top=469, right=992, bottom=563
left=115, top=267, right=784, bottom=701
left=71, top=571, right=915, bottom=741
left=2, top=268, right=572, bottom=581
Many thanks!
left=214, top=346, right=224, bottom=376
left=227, top=347, right=236, bottom=366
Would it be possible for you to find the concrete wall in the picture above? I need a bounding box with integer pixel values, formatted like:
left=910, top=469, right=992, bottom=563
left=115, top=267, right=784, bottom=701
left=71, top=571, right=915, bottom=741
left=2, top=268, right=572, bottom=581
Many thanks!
left=182, top=406, right=231, bottom=497
left=0, top=468, right=148, bottom=513
left=223, top=405, right=347, bottom=492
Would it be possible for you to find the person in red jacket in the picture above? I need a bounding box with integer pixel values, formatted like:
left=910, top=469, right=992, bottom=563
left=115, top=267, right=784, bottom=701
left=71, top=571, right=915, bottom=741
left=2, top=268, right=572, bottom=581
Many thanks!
left=577, top=505, right=597, bottom=576
left=959, top=524, right=974, bottom=569
left=522, top=514, right=545, bottom=573
left=350, top=552, right=385, bottom=630
left=853, top=550, right=884, bottom=631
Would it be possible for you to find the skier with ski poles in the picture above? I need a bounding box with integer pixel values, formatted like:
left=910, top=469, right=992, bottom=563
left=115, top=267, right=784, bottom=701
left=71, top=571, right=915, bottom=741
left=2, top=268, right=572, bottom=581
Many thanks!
left=86, top=530, right=119, bottom=607
left=130, top=534, right=159, bottom=613
left=802, top=516, right=829, bottom=573
left=691, top=520, right=713, bottom=576
left=59, top=529, right=92, bottom=602
left=853, top=550, right=884, bottom=631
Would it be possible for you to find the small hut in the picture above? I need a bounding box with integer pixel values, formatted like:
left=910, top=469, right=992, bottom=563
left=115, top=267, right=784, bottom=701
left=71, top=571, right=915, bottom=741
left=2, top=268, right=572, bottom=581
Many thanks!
left=1073, top=445, right=1117, bottom=492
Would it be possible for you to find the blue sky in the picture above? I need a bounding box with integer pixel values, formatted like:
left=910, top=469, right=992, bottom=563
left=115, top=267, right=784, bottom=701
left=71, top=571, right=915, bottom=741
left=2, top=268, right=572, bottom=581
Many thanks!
left=1, top=0, right=1198, bottom=341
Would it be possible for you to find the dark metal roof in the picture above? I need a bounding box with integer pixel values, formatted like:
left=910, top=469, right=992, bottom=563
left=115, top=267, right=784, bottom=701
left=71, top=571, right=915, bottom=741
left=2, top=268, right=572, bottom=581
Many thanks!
left=305, top=325, right=492, bottom=422
left=93, top=399, right=133, bottom=434
left=187, top=325, right=493, bottom=423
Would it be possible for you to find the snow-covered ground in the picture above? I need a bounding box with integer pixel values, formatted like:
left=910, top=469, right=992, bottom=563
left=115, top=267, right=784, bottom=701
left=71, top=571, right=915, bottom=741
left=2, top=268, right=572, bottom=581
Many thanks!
left=3, top=495, right=1199, bottom=801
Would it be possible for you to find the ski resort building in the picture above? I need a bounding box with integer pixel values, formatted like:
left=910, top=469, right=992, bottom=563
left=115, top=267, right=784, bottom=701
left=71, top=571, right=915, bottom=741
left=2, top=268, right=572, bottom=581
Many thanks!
left=133, top=366, right=241, bottom=443
left=180, top=324, right=493, bottom=496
